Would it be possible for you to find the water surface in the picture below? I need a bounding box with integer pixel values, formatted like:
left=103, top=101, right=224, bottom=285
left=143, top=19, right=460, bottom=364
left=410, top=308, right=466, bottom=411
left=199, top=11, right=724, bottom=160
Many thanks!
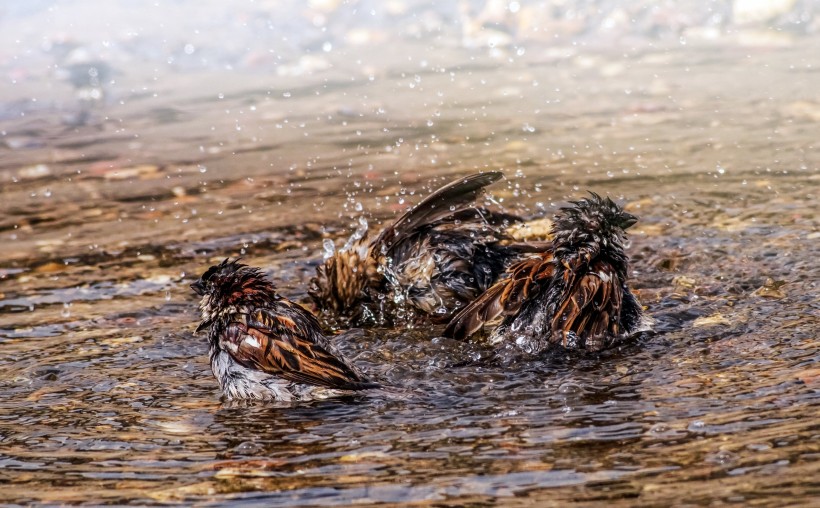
left=1, top=1, right=818, bottom=505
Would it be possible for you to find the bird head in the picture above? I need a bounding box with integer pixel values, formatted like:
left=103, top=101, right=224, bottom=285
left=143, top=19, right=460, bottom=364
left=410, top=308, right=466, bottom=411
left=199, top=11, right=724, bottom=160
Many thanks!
left=551, top=193, right=637, bottom=267
left=191, top=258, right=274, bottom=332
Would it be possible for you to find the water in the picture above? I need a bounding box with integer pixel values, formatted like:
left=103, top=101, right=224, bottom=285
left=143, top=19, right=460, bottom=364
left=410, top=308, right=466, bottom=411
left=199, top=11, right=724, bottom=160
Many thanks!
left=1, top=1, right=819, bottom=505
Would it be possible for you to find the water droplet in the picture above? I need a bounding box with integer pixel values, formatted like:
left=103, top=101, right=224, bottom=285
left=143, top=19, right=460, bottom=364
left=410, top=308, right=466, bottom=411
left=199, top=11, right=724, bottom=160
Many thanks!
left=558, top=382, right=583, bottom=394
left=705, top=450, right=737, bottom=465
left=322, top=239, right=336, bottom=259
left=61, top=302, right=71, bottom=318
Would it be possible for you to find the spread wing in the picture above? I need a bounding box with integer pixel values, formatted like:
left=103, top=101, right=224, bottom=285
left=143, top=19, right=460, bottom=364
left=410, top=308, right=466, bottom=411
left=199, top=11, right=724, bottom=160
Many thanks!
left=550, top=260, right=623, bottom=351
left=372, top=172, right=503, bottom=254
left=444, top=251, right=555, bottom=340
left=311, top=172, right=504, bottom=315
left=221, top=304, right=379, bottom=390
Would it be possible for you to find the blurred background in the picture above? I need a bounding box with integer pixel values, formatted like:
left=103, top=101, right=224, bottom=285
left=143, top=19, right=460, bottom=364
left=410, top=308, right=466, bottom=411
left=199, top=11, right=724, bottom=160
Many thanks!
left=0, top=1, right=818, bottom=505
left=1, top=0, right=818, bottom=261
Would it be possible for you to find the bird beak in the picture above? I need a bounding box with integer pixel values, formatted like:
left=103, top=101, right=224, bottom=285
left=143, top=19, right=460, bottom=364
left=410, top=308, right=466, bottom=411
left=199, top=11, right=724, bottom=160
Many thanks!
left=195, top=319, right=212, bottom=334
left=620, top=213, right=638, bottom=229
left=190, top=280, right=205, bottom=296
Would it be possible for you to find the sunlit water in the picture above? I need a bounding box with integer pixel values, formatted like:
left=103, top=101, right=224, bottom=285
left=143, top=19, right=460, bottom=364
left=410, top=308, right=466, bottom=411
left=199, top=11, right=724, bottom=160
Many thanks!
left=1, top=1, right=819, bottom=505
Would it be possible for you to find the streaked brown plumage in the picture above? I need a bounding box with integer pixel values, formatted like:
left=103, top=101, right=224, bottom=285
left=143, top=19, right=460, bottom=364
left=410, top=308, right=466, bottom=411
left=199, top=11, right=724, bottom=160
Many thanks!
left=309, top=172, right=542, bottom=325
left=444, top=193, right=646, bottom=353
left=192, top=259, right=380, bottom=401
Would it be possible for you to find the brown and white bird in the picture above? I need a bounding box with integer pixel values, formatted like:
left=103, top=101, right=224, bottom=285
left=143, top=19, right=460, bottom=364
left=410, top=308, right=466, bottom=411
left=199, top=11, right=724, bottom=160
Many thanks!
left=444, top=193, right=646, bottom=353
left=192, top=259, right=380, bottom=401
left=309, top=172, right=541, bottom=325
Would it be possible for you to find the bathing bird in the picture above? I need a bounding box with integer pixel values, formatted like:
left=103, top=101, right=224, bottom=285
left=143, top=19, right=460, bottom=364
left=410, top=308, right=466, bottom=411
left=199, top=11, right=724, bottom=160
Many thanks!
left=309, top=172, right=544, bottom=325
left=192, top=259, right=380, bottom=401
left=444, top=193, right=645, bottom=353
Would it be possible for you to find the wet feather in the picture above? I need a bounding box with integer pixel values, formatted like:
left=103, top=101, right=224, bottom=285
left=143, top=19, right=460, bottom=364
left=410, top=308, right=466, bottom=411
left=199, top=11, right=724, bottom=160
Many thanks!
left=444, top=193, right=645, bottom=353
left=309, top=172, right=541, bottom=325
left=192, top=259, right=379, bottom=401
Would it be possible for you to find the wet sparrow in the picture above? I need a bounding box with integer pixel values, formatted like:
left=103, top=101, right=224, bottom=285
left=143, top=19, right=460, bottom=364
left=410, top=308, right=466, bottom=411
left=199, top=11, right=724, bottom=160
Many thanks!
left=192, top=259, right=380, bottom=401
left=444, top=193, right=646, bottom=352
left=309, top=172, right=542, bottom=325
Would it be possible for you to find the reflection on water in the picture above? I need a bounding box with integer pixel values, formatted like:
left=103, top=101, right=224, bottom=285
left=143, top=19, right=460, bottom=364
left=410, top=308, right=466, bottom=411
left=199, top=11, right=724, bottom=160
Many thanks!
left=1, top=0, right=818, bottom=505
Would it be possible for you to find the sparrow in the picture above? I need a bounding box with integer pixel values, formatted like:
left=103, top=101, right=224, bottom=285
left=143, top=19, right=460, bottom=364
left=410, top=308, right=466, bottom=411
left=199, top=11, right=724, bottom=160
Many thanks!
left=444, top=193, right=645, bottom=353
left=192, top=259, right=380, bottom=401
left=308, top=172, right=543, bottom=325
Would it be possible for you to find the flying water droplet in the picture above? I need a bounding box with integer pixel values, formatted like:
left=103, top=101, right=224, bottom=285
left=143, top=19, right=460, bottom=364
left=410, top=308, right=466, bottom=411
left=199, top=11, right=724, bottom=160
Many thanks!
left=322, top=239, right=336, bottom=259
left=342, top=217, right=369, bottom=251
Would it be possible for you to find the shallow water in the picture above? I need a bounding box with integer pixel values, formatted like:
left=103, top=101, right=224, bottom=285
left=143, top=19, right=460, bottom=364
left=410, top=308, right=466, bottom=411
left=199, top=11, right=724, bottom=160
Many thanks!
left=1, top=1, right=819, bottom=505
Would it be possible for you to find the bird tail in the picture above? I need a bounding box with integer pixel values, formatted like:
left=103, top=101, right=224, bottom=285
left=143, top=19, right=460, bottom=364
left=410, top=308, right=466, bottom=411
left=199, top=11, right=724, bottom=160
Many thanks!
left=444, top=250, right=554, bottom=341
left=443, top=281, right=508, bottom=341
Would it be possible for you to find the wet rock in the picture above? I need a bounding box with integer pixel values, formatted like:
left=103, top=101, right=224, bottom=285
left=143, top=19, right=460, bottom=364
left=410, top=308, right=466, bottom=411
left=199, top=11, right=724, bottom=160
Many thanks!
left=505, top=217, right=553, bottom=241
left=735, top=29, right=795, bottom=47
left=103, top=164, right=161, bottom=181
left=753, top=278, right=787, bottom=298
left=692, top=313, right=730, bottom=327
left=796, top=368, right=820, bottom=386
left=672, top=275, right=697, bottom=289
left=34, top=261, right=64, bottom=273
left=705, top=449, right=738, bottom=465
left=733, top=0, right=797, bottom=25
left=276, top=55, right=331, bottom=77
left=5, top=137, right=45, bottom=150
left=781, top=100, right=820, bottom=122
left=17, top=164, right=51, bottom=180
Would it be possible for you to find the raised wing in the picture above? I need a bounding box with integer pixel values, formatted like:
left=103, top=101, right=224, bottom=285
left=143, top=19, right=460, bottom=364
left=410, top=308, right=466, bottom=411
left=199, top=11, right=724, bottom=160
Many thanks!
left=550, top=260, right=623, bottom=351
left=372, top=172, right=503, bottom=253
left=444, top=251, right=555, bottom=340
left=221, top=305, right=379, bottom=390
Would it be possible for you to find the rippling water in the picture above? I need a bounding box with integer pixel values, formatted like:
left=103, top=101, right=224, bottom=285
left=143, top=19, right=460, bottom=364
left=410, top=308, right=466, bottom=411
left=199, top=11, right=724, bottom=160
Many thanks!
left=1, top=1, right=819, bottom=505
